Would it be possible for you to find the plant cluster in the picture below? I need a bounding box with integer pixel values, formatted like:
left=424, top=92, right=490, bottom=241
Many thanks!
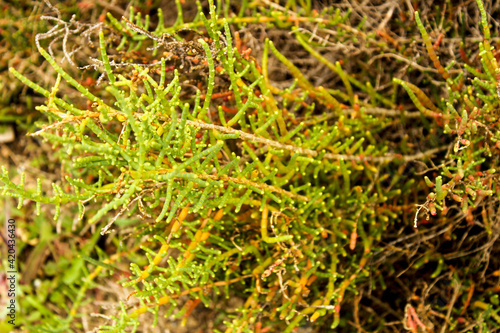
left=396, top=4, right=498, bottom=227
left=0, top=0, right=499, bottom=332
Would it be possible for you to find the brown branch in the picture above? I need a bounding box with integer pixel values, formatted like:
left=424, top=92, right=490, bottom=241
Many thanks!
left=185, top=119, right=450, bottom=163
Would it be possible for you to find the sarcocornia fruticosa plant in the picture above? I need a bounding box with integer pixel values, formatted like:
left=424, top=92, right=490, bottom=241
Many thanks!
left=1, top=0, right=499, bottom=332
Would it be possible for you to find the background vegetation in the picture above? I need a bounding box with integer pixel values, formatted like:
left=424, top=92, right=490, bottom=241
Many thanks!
left=1, top=0, right=499, bottom=332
